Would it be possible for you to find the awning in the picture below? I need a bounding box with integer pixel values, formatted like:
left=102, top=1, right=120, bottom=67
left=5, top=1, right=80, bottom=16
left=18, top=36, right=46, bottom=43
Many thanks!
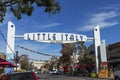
left=0, top=64, right=16, bottom=68
left=74, top=64, right=95, bottom=68
left=74, top=65, right=80, bottom=68
left=0, top=58, right=16, bottom=68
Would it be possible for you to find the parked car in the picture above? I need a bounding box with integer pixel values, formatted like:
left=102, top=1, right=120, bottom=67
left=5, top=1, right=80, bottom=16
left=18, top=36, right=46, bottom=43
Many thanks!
left=35, top=70, right=41, bottom=74
left=49, top=69, right=61, bottom=74
left=114, top=69, right=120, bottom=80
left=4, top=71, right=39, bottom=80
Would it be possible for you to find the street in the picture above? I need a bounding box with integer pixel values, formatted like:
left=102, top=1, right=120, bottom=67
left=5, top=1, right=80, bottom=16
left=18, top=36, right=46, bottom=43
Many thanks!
left=37, top=73, right=113, bottom=80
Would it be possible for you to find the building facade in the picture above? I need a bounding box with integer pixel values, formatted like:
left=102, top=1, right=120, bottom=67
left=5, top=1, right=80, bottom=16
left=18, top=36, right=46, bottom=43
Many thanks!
left=107, top=42, right=120, bottom=71
left=0, top=53, right=6, bottom=59
left=0, top=53, right=6, bottom=73
left=88, top=41, right=120, bottom=71
left=32, top=60, right=47, bottom=69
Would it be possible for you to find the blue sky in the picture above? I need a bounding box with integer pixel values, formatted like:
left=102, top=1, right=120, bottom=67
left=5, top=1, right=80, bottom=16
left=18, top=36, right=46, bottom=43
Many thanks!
left=0, top=0, right=120, bottom=60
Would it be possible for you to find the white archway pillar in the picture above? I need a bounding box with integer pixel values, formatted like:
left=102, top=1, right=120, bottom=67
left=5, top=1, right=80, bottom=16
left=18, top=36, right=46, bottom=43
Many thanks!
left=6, top=21, right=15, bottom=73
left=93, top=25, right=101, bottom=74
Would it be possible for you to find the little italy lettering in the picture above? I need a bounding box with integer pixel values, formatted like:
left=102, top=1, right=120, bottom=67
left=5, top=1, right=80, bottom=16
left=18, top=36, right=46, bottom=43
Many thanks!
left=24, top=32, right=87, bottom=43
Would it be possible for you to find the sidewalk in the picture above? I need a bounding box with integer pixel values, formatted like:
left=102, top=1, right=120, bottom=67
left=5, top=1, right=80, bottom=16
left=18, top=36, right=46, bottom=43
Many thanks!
left=92, top=77, right=114, bottom=80
left=69, top=75, right=114, bottom=80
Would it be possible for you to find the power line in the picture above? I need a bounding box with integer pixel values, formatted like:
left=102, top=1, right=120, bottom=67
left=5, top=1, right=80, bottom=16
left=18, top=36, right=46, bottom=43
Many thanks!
left=0, top=30, right=15, bottom=61
left=28, top=58, right=48, bottom=62
left=17, top=45, right=60, bottom=57
left=0, top=30, right=6, bottom=52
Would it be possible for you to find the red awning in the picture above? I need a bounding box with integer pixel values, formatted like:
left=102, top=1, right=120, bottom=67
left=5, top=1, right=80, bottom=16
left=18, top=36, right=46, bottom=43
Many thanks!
left=0, top=62, right=12, bottom=65
left=0, top=58, right=16, bottom=68
left=74, top=64, right=96, bottom=69
left=0, top=64, right=16, bottom=68
left=74, top=65, right=80, bottom=68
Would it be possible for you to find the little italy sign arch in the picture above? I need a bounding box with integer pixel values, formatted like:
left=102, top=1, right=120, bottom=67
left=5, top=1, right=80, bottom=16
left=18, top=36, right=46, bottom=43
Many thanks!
left=24, top=32, right=87, bottom=43
left=6, top=21, right=107, bottom=75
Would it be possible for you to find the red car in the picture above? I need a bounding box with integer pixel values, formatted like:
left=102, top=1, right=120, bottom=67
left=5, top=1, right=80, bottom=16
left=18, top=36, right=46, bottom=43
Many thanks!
left=1, top=71, right=39, bottom=80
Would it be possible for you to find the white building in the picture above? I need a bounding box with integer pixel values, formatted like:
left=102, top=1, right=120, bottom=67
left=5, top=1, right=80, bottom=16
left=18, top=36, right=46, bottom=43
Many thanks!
left=32, top=60, right=47, bottom=69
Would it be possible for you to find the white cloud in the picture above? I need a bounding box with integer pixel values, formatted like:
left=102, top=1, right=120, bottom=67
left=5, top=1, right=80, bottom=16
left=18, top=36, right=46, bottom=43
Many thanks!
left=79, top=11, right=120, bottom=31
left=90, top=11, right=118, bottom=23
left=38, top=23, right=63, bottom=29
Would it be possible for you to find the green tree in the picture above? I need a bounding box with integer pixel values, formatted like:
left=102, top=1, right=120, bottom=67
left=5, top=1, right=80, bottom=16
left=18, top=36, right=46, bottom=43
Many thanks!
left=78, top=53, right=95, bottom=64
left=60, top=43, right=76, bottom=66
left=14, top=51, right=19, bottom=71
left=21, top=61, right=29, bottom=70
left=44, top=63, right=49, bottom=69
left=48, top=56, right=59, bottom=70
left=49, top=61, right=54, bottom=70
left=77, top=42, right=95, bottom=64
left=19, top=55, right=30, bottom=70
left=15, top=51, right=19, bottom=64
left=0, top=0, right=61, bottom=23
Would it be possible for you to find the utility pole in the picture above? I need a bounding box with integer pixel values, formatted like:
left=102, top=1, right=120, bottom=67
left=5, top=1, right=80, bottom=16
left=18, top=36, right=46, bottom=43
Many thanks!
left=15, top=51, right=19, bottom=71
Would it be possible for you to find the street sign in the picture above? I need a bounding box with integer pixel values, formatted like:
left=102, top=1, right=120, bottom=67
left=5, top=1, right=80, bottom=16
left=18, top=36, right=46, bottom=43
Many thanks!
left=24, top=32, right=87, bottom=43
